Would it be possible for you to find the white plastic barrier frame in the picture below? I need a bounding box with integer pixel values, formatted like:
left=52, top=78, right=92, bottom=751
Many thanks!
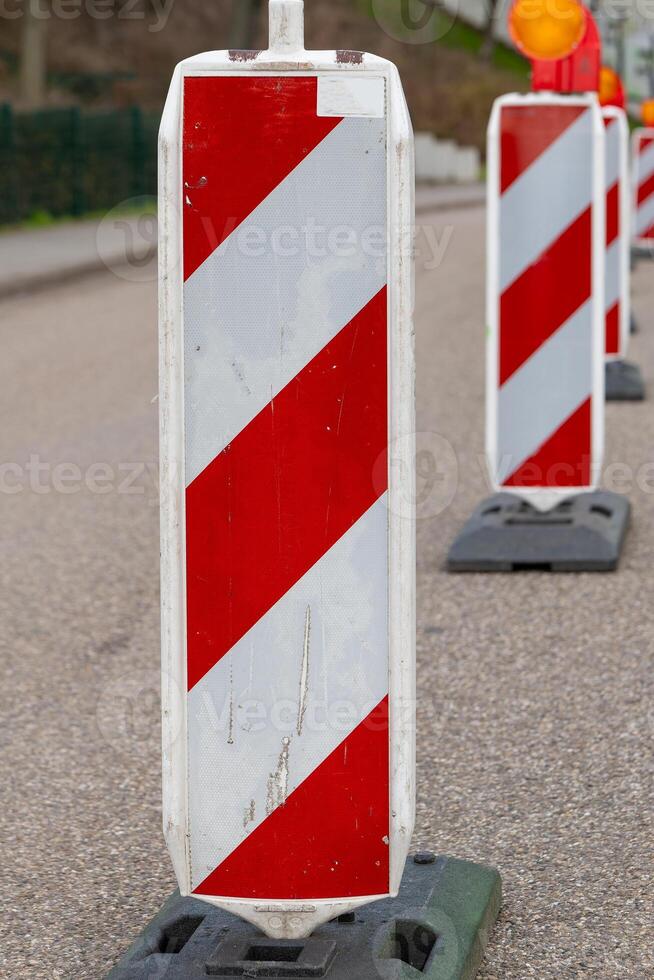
left=602, top=105, right=631, bottom=362
left=158, top=0, right=415, bottom=941
left=486, top=92, right=605, bottom=513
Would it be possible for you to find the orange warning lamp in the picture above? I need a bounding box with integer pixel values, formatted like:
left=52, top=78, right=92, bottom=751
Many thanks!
left=598, top=66, right=625, bottom=109
left=642, top=99, right=654, bottom=127
left=509, top=0, right=601, bottom=95
left=509, top=0, right=586, bottom=61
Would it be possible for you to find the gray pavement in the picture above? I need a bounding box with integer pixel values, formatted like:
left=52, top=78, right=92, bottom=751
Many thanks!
left=0, top=212, right=157, bottom=299
left=0, top=205, right=652, bottom=978
left=415, top=182, right=485, bottom=214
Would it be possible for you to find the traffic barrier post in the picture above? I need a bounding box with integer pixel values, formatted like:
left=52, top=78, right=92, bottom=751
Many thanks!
left=160, top=0, right=414, bottom=940
left=107, top=2, right=502, bottom=977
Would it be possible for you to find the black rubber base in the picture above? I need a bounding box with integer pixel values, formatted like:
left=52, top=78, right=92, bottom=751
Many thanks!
left=447, top=491, right=630, bottom=572
left=606, top=360, right=645, bottom=401
left=106, top=855, right=502, bottom=980
left=631, top=244, right=653, bottom=262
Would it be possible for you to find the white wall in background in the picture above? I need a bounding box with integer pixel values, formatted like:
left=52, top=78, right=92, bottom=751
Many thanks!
left=415, top=132, right=481, bottom=183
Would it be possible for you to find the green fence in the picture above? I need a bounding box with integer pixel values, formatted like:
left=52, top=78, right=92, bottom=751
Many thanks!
left=0, top=104, right=159, bottom=225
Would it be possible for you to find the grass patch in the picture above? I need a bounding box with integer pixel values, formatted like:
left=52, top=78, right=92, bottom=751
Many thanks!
left=0, top=198, right=157, bottom=234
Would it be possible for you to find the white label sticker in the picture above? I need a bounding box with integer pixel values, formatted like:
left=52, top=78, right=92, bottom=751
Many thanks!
left=317, top=76, right=385, bottom=118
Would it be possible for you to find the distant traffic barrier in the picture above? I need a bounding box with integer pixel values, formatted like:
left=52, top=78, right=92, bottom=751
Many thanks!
left=0, top=103, right=158, bottom=225
left=632, top=124, right=654, bottom=253
left=448, top=0, right=631, bottom=573
left=601, top=104, right=644, bottom=401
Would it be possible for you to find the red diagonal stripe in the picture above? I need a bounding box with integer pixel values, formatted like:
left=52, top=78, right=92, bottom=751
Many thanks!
left=606, top=302, right=620, bottom=356
left=504, top=398, right=591, bottom=488
left=185, top=287, right=388, bottom=691
left=499, top=208, right=591, bottom=385
left=638, top=220, right=654, bottom=241
left=637, top=169, right=654, bottom=207
left=606, top=182, right=619, bottom=246
left=638, top=136, right=654, bottom=153
left=194, top=697, right=390, bottom=900
left=500, top=104, right=586, bottom=193
left=183, top=77, right=343, bottom=281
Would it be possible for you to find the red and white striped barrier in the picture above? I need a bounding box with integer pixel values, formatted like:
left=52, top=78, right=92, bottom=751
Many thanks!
left=486, top=94, right=605, bottom=512
left=602, top=106, right=630, bottom=361
left=632, top=127, right=654, bottom=248
left=159, top=0, right=415, bottom=940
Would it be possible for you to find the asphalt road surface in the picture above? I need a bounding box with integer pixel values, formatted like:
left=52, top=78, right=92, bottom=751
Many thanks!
left=1, top=206, right=652, bottom=978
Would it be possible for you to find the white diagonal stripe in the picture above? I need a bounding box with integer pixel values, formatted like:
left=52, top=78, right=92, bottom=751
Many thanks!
left=500, top=110, right=593, bottom=293
left=183, top=115, right=387, bottom=487
left=497, top=302, right=592, bottom=484
left=187, top=495, right=389, bottom=888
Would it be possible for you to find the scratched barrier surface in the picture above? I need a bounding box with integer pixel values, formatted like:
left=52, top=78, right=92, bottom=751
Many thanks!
left=158, top=6, right=415, bottom=941
left=486, top=93, right=605, bottom=512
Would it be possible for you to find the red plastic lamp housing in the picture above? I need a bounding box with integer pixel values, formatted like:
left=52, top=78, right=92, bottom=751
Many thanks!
left=530, top=7, right=601, bottom=94
left=598, top=65, right=626, bottom=109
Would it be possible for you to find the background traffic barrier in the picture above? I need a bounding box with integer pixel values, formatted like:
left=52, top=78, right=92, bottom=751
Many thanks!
left=602, top=106, right=644, bottom=401
left=448, top=92, right=630, bottom=572
left=632, top=127, right=654, bottom=251
left=488, top=94, right=604, bottom=509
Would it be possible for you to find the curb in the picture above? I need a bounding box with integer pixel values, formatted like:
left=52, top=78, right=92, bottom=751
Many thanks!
left=0, top=245, right=158, bottom=301
left=416, top=195, right=485, bottom=216
left=415, top=186, right=485, bottom=216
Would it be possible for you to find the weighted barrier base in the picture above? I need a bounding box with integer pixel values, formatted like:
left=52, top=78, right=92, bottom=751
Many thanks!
left=631, top=244, right=653, bottom=262
left=448, top=491, right=630, bottom=573
left=605, top=360, right=645, bottom=401
left=106, top=854, right=502, bottom=980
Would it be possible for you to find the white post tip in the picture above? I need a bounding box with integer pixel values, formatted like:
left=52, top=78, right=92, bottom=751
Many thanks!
left=268, top=0, right=305, bottom=54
